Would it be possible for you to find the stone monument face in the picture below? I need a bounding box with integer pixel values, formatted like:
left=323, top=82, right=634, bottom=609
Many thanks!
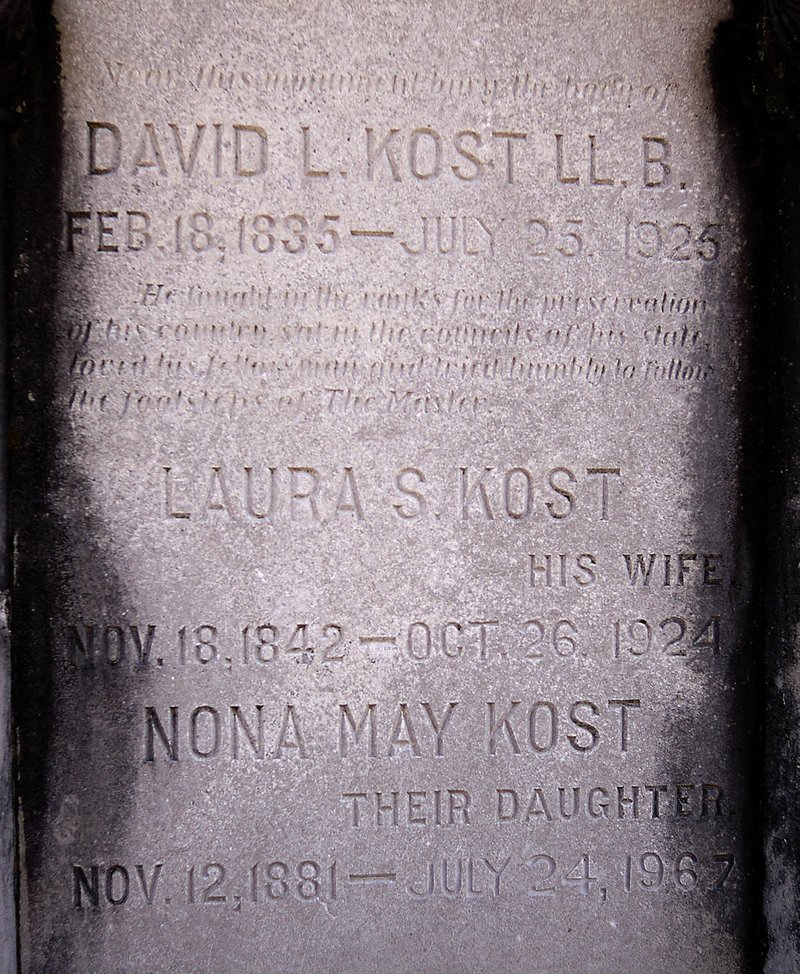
left=12, top=1, right=756, bottom=971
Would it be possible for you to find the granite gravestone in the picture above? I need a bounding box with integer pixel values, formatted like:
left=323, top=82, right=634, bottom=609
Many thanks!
left=11, top=1, right=757, bottom=971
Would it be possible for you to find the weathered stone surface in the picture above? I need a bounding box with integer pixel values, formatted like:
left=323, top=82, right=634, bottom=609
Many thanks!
left=11, top=1, right=758, bottom=971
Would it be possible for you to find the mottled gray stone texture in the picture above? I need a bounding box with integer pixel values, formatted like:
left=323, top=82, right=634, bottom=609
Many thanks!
left=10, top=1, right=758, bottom=971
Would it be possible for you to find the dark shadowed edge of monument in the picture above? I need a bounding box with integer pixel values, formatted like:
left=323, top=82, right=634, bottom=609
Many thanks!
left=747, top=0, right=800, bottom=969
left=707, top=2, right=800, bottom=967
left=707, top=3, right=770, bottom=968
left=711, top=0, right=800, bottom=969
left=1, top=1, right=34, bottom=972
left=9, top=1, right=148, bottom=971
